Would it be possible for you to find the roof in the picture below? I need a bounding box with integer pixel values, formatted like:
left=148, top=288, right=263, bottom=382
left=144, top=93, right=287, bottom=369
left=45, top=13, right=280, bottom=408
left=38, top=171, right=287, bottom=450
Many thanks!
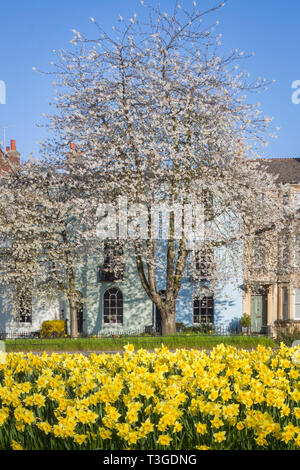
left=257, top=158, right=300, bottom=184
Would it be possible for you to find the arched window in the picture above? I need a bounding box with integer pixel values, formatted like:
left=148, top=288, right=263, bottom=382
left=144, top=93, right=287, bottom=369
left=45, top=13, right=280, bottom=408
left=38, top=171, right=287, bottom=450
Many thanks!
left=103, top=287, right=123, bottom=324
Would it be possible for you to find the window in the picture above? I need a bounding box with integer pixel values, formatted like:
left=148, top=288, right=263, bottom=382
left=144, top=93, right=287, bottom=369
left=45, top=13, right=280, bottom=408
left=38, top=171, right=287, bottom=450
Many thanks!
left=59, top=301, right=66, bottom=321
left=294, top=288, right=300, bottom=320
left=98, top=241, right=125, bottom=282
left=282, top=287, right=289, bottom=320
left=279, top=230, right=290, bottom=270
left=283, top=192, right=290, bottom=206
left=253, top=235, right=266, bottom=266
left=203, top=191, right=213, bottom=219
left=295, top=192, right=300, bottom=210
left=103, top=287, right=123, bottom=324
left=14, top=286, right=32, bottom=323
left=193, top=295, right=214, bottom=324
left=192, top=244, right=213, bottom=281
left=282, top=238, right=290, bottom=267
left=295, top=234, right=300, bottom=267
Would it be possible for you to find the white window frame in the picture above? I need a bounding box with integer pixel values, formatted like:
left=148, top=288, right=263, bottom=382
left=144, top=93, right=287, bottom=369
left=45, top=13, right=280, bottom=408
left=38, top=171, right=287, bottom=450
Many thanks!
left=295, top=233, right=300, bottom=267
left=282, top=287, right=289, bottom=320
left=294, top=288, right=300, bottom=320
left=103, top=287, right=124, bottom=325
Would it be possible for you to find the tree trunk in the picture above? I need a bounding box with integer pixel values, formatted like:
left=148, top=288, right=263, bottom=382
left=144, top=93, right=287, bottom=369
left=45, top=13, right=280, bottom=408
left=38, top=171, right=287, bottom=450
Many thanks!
left=135, top=238, right=185, bottom=336
left=68, top=295, right=78, bottom=338
left=161, top=315, right=176, bottom=335
left=63, top=229, right=78, bottom=338
left=161, top=303, right=177, bottom=336
left=66, top=264, right=78, bottom=338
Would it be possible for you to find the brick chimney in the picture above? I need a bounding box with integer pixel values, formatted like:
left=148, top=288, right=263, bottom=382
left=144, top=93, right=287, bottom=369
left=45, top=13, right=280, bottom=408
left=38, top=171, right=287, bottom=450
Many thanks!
left=0, top=140, right=21, bottom=175
left=7, top=140, right=21, bottom=170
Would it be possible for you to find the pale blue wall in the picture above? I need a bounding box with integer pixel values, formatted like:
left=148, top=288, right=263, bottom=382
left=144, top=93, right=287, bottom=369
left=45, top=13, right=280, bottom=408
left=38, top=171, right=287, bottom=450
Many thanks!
left=82, top=244, right=153, bottom=335
left=0, top=242, right=243, bottom=335
left=0, top=285, right=60, bottom=334
left=171, top=277, right=243, bottom=331
left=154, top=245, right=243, bottom=332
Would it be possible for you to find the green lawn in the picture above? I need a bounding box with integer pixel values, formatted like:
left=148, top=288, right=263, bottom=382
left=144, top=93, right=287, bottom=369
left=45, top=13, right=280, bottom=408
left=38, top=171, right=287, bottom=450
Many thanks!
left=4, top=334, right=276, bottom=352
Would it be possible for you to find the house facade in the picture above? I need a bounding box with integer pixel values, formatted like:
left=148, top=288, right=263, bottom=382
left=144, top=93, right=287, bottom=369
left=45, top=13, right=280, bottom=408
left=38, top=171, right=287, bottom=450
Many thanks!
left=0, top=238, right=243, bottom=337
left=0, top=141, right=60, bottom=336
left=11, top=142, right=300, bottom=337
left=243, top=158, right=300, bottom=334
left=56, top=241, right=243, bottom=337
left=0, top=140, right=244, bottom=337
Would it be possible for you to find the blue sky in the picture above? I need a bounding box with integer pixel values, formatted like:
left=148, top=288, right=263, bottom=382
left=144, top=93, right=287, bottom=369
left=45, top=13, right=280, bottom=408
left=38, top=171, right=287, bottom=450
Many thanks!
left=0, top=0, right=300, bottom=161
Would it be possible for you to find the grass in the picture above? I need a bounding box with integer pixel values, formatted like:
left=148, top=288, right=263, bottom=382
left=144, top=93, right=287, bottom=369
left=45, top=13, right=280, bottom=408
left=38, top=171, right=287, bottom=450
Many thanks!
left=4, top=334, right=277, bottom=352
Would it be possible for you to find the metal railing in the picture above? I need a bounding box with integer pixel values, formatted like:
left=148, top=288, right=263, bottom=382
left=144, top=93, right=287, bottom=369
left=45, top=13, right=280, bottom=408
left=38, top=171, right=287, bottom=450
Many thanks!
left=90, top=326, right=146, bottom=338
left=2, top=322, right=292, bottom=341
left=0, top=326, right=147, bottom=341
left=266, top=321, right=300, bottom=340
left=0, top=330, right=40, bottom=340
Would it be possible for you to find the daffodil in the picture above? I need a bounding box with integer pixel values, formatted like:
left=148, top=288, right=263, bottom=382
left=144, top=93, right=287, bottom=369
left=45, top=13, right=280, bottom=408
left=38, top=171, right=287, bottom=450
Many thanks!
left=157, top=434, right=172, bottom=446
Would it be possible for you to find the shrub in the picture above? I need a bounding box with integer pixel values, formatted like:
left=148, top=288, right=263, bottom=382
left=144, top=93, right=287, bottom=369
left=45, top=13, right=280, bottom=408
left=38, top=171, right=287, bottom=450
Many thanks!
left=239, top=313, right=251, bottom=328
left=191, top=323, right=214, bottom=334
left=176, top=322, right=187, bottom=332
left=40, top=320, right=66, bottom=339
left=274, top=323, right=300, bottom=346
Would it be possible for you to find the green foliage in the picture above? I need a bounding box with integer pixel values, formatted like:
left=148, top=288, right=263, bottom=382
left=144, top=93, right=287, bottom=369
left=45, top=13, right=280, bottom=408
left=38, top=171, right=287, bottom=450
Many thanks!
left=40, top=320, right=66, bottom=339
left=176, top=323, right=215, bottom=334
left=175, top=322, right=187, bottom=332
left=189, top=323, right=215, bottom=335
left=274, top=323, right=300, bottom=346
left=239, top=313, right=251, bottom=328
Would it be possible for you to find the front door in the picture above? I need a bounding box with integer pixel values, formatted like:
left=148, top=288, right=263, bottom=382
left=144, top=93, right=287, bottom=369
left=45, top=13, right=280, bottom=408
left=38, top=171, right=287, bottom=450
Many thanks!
left=155, top=307, right=162, bottom=335
left=77, top=303, right=83, bottom=334
left=251, top=294, right=267, bottom=333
